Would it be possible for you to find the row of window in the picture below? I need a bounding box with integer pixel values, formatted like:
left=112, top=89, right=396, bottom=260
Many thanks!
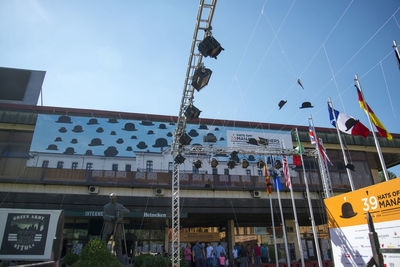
left=41, top=160, right=265, bottom=176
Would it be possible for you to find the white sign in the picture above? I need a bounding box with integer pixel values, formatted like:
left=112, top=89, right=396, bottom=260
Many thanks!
left=226, top=130, right=292, bottom=149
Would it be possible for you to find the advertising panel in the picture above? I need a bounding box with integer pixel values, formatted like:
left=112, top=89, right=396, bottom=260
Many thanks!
left=324, top=177, right=400, bottom=266
left=227, top=130, right=292, bottom=149
left=0, top=209, right=63, bottom=261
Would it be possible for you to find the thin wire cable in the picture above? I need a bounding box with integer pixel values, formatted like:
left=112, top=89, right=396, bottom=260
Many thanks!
left=379, top=61, right=396, bottom=118
left=394, top=15, right=400, bottom=30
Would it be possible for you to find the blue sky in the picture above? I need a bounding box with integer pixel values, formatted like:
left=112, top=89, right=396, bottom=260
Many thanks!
left=1, top=0, right=400, bottom=174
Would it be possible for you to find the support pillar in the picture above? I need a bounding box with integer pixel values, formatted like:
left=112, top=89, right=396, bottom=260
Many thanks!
left=164, top=218, right=170, bottom=254
left=227, top=219, right=235, bottom=264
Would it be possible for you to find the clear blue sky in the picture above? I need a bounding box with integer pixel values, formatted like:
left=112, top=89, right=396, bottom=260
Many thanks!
left=1, top=0, right=400, bottom=174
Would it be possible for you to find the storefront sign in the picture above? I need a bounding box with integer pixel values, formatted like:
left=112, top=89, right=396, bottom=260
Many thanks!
left=324, top=177, right=400, bottom=266
left=254, top=227, right=267, bottom=235
left=0, top=209, right=63, bottom=261
left=226, top=130, right=292, bottom=149
left=65, top=210, right=187, bottom=218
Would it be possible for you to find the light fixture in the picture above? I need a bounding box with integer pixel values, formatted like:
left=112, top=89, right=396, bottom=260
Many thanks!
left=192, top=66, right=212, bottom=91
left=241, top=159, right=249, bottom=169
left=193, top=160, right=202, bottom=169
left=273, top=160, right=282, bottom=170
left=184, top=105, right=201, bottom=119
left=227, top=160, right=236, bottom=169
left=198, top=35, right=224, bottom=59
left=211, top=158, right=218, bottom=168
left=256, top=160, right=265, bottom=169
left=174, top=154, right=185, bottom=164
left=179, top=132, right=192, bottom=146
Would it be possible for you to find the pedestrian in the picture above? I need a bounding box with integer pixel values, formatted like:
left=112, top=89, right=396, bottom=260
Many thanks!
left=261, top=243, right=268, bottom=264
left=215, top=242, right=226, bottom=258
left=239, top=245, right=248, bottom=267
left=185, top=243, right=192, bottom=267
left=254, top=243, right=261, bottom=266
left=232, top=245, right=239, bottom=267
left=206, top=243, right=214, bottom=267
left=193, top=241, right=205, bottom=267
left=246, top=244, right=253, bottom=265
left=218, top=252, right=226, bottom=267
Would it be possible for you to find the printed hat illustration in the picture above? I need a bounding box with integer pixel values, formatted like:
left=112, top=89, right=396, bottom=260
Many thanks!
left=59, top=127, right=67, bottom=133
left=147, top=130, right=155, bottom=135
left=215, top=127, right=219, bottom=131
left=96, top=127, right=104, bottom=133
left=247, top=138, right=258, bottom=145
left=136, top=141, right=148, bottom=149
left=122, top=123, right=137, bottom=131
left=107, top=118, right=118, bottom=123
left=71, top=138, right=78, bottom=144
left=88, top=138, right=104, bottom=146
left=188, top=129, right=199, bottom=137
left=56, top=115, right=72, bottom=123
left=203, top=133, right=217, bottom=143
left=153, top=138, right=168, bottom=148
left=104, top=146, right=119, bottom=157
left=87, top=118, right=99, bottom=125
left=110, top=131, right=116, bottom=135
left=340, top=202, right=357, bottom=218
left=130, top=135, right=137, bottom=139
left=278, top=100, right=287, bottom=110
left=140, top=120, right=154, bottom=126
left=299, top=102, right=314, bottom=109
left=46, top=144, right=58, bottom=150
left=248, top=155, right=256, bottom=161
left=220, top=137, right=225, bottom=141
left=55, top=137, right=62, bottom=142
left=158, top=123, right=167, bottom=129
left=64, top=147, right=76, bottom=155
left=169, top=122, right=175, bottom=125
left=126, top=146, right=132, bottom=151
left=116, top=138, right=124, bottom=144
left=72, top=125, right=83, bottom=133
left=85, top=150, right=93, bottom=156
left=167, top=132, right=173, bottom=137
left=199, top=124, right=208, bottom=130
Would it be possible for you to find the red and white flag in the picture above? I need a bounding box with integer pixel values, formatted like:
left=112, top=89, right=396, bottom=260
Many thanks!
left=283, top=156, right=291, bottom=188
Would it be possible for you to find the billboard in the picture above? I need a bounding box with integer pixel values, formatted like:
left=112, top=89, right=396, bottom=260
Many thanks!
left=0, top=209, right=63, bottom=261
left=30, top=114, right=293, bottom=160
left=324, top=177, right=400, bottom=266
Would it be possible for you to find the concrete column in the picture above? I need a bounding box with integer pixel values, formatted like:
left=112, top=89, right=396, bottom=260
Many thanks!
left=164, top=219, right=169, bottom=254
left=227, top=219, right=235, bottom=264
left=285, top=220, right=301, bottom=262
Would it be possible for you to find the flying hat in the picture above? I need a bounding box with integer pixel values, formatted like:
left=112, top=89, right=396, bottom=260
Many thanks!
left=299, top=102, right=313, bottom=109
left=278, top=100, right=287, bottom=110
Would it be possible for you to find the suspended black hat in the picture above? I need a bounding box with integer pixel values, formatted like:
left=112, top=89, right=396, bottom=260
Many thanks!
left=299, top=102, right=313, bottom=109
left=278, top=100, right=287, bottom=110
left=345, top=163, right=355, bottom=171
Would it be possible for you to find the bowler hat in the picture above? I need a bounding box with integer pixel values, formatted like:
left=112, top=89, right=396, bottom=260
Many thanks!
left=87, top=118, right=99, bottom=125
left=56, top=115, right=72, bottom=123
left=88, top=138, right=104, bottom=146
left=116, top=138, right=124, bottom=144
left=167, top=132, right=173, bottom=137
left=85, top=150, right=93, bottom=156
left=153, top=138, right=168, bottom=148
left=59, top=127, right=67, bottom=133
left=136, top=141, right=148, bottom=149
left=340, top=202, right=357, bottom=218
left=72, top=125, right=83, bottom=133
left=147, top=130, right=154, bottom=135
left=299, top=102, right=313, bottom=109
left=104, top=146, right=119, bottom=157
left=122, top=123, right=137, bottom=131
left=199, top=124, right=208, bottom=130
left=140, top=120, right=154, bottom=126
left=64, top=147, right=76, bottom=155
left=71, top=138, right=78, bottom=144
left=46, top=144, right=58, bottom=150
left=158, top=123, right=167, bottom=129
left=108, top=118, right=118, bottom=123
left=55, top=137, right=62, bottom=142
left=188, top=129, right=199, bottom=137
left=96, top=127, right=104, bottom=133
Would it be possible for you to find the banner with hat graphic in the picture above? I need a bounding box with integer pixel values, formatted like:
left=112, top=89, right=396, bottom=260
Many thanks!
left=324, top=177, right=400, bottom=266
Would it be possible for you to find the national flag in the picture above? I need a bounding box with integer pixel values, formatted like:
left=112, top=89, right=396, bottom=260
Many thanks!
left=319, top=138, right=333, bottom=166
left=273, top=174, right=282, bottom=191
left=295, top=131, right=304, bottom=155
left=293, top=155, right=302, bottom=166
left=309, top=126, right=316, bottom=145
left=283, top=156, right=291, bottom=187
left=264, top=165, right=272, bottom=195
left=328, top=103, right=369, bottom=138
left=355, top=84, right=392, bottom=140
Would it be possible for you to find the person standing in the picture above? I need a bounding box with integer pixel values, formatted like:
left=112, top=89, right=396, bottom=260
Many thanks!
left=239, top=245, right=248, bottom=267
left=232, top=245, right=239, bottom=267
left=261, top=243, right=268, bottom=264
left=218, top=252, right=226, bottom=267
left=193, top=241, right=205, bottom=267
left=185, top=243, right=193, bottom=267
left=206, top=243, right=214, bottom=267
left=215, top=242, right=226, bottom=259
left=254, top=243, right=261, bottom=266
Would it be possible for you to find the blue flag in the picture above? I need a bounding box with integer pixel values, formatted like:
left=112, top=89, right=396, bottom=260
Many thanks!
left=273, top=175, right=282, bottom=191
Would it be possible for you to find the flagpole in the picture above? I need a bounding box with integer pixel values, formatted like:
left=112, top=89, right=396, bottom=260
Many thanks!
left=309, top=116, right=333, bottom=198
left=295, top=128, right=323, bottom=267
left=393, top=40, right=400, bottom=69
left=265, top=156, right=279, bottom=267
left=354, top=74, right=389, bottom=181
left=328, top=98, right=355, bottom=191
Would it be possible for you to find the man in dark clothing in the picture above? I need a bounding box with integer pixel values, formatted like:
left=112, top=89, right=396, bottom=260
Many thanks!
left=192, top=240, right=205, bottom=267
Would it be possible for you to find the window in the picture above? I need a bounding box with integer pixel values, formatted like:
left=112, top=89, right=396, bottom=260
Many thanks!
left=71, top=162, right=78, bottom=170
left=224, top=169, right=229, bottom=175
left=57, top=161, right=64, bottom=169
left=125, top=164, right=131, bottom=172
left=42, top=160, right=49, bottom=168
left=146, top=161, right=153, bottom=172
left=212, top=168, right=218, bottom=175
left=86, top=162, right=93, bottom=170
left=168, top=162, right=173, bottom=172
left=192, top=166, right=199, bottom=174
left=258, top=169, right=263, bottom=176
left=246, top=169, right=251, bottom=176
left=112, top=164, right=118, bottom=171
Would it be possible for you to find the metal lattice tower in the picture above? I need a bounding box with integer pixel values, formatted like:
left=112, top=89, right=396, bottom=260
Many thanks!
left=171, top=1, right=217, bottom=266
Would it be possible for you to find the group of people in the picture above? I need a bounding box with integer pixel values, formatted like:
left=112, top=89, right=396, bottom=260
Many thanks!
left=184, top=242, right=269, bottom=267
left=185, top=241, right=228, bottom=267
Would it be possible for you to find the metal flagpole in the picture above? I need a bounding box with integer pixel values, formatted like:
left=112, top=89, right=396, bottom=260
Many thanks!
left=393, top=40, right=400, bottom=69
left=355, top=74, right=389, bottom=181
left=269, top=196, right=279, bottom=267
left=309, top=116, right=333, bottom=198
left=328, top=98, right=355, bottom=190
left=295, top=128, right=323, bottom=267
left=285, top=157, right=305, bottom=267
left=266, top=156, right=279, bottom=267
left=272, top=157, right=291, bottom=266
